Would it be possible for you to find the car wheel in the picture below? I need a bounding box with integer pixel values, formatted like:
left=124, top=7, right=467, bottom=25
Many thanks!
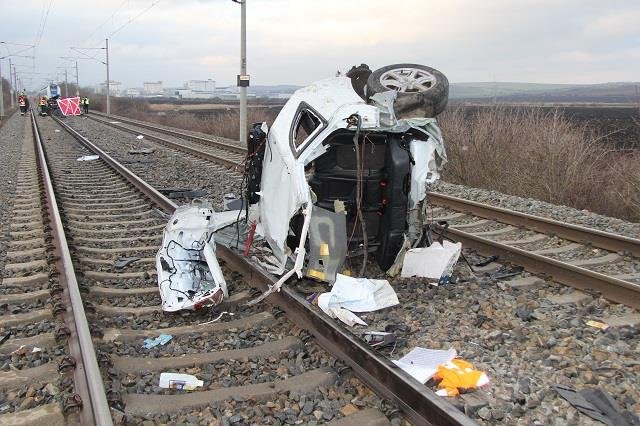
left=366, top=63, right=449, bottom=118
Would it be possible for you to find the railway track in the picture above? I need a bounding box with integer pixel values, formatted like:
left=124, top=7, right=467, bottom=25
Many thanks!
left=86, top=112, right=640, bottom=310
left=0, top=113, right=108, bottom=425
left=1, top=112, right=476, bottom=424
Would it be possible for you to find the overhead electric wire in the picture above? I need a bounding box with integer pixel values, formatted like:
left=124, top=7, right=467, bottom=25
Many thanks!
left=34, top=0, right=54, bottom=48
left=80, top=0, right=128, bottom=47
left=107, top=0, right=162, bottom=38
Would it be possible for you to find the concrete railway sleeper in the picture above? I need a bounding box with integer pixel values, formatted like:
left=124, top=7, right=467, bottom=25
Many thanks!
left=28, top=112, right=475, bottom=425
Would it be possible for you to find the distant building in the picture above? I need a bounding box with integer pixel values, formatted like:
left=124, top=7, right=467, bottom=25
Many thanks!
left=143, top=81, right=163, bottom=95
left=187, top=79, right=215, bottom=92
left=125, top=88, right=141, bottom=97
left=98, top=81, right=122, bottom=96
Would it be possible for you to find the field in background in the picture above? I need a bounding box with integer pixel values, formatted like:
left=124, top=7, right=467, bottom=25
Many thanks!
left=92, top=95, right=640, bottom=222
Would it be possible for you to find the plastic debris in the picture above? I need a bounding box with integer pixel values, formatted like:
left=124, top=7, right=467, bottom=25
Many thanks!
left=0, top=332, right=10, bottom=347
left=76, top=155, right=99, bottom=162
left=317, top=274, right=399, bottom=327
left=128, top=148, right=155, bottom=155
left=156, top=202, right=232, bottom=312
left=400, top=241, right=462, bottom=283
left=114, top=256, right=140, bottom=271
left=586, top=320, right=609, bottom=331
left=159, top=372, right=203, bottom=390
left=553, top=384, right=640, bottom=425
left=10, top=345, right=27, bottom=356
left=31, top=347, right=42, bottom=353
left=393, top=347, right=457, bottom=383
left=198, top=311, right=234, bottom=326
left=136, top=135, right=144, bottom=140
left=363, top=331, right=397, bottom=349
left=108, top=121, right=121, bottom=124
left=434, top=359, right=490, bottom=396
left=143, top=334, right=173, bottom=349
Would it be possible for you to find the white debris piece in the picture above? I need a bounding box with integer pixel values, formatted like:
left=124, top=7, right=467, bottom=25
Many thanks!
left=76, top=155, right=99, bottom=161
left=317, top=274, right=398, bottom=326
left=156, top=202, right=235, bottom=312
left=393, top=347, right=457, bottom=383
left=400, top=241, right=462, bottom=281
left=136, top=135, right=144, bottom=139
left=159, top=372, right=203, bottom=390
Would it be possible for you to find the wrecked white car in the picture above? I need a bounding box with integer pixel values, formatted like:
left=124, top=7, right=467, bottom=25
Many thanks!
left=244, top=63, right=449, bottom=290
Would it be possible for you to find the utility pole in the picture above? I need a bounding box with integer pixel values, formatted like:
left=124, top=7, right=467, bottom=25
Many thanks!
left=9, top=59, right=14, bottom=108
left=106, top=38, right=110, bottom=116
left=64, top=69, right=69, bottom=97
left=0, top=60, right=5, bottom=119
left=75, top=61, right=79, bottom=97
left=234, top=0, right=248, bottom=144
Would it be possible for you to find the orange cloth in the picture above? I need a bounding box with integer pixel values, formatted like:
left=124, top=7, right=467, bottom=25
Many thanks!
left=433, top=359, right=489, bottom=396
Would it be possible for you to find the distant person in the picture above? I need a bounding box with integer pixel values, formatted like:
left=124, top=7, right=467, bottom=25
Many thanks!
left=82, top=97, right=89, bottom=114
left=39, top=96, right=48, bottom=116
left=18, top=95, right=27, bottom=115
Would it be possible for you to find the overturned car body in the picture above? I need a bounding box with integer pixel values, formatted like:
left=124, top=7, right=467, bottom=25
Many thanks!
left=247, top=64, right=449, bottom=287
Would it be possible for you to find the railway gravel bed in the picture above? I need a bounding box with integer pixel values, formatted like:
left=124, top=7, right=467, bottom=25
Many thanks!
left=433, top=181, right=640, bottom=239
left=64, top=116, right=242, bottom=210
left=36, top=117, right=397, bottom=425
left=72, top=113, right=640, bottom=424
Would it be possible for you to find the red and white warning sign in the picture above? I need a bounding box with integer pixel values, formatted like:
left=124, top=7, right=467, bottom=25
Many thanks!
left=57, top=97, right=81, bottom=116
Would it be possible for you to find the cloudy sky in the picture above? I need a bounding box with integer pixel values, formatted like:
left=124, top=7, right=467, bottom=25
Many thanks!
left=2, top=0, right=639, bottom=91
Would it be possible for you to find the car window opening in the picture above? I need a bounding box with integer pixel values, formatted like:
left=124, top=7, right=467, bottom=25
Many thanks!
left=293, top=109, right=322, bottom=148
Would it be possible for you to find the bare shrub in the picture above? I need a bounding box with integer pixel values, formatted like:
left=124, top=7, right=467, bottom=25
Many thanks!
left=439, top=105, right=640, bottom=221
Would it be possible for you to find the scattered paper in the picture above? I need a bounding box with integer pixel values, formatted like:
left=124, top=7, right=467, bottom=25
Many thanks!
left=392, top=347, right=457, bottom=383
left=317, top=274, right=398, bottom=327
left=143, top=334, right=173, bottom=349
left=76, top=155, right=99, bottom=162
left=54, top=129, right=60, bottom=132
left=400, top=241, right=462, bottom=281
left=586, top=320, right=609, bottom=331
left=11, top=345, right=27, bottom=356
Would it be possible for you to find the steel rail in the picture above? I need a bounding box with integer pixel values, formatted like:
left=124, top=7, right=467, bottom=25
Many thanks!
left=32, top=112, right=114, bottom=426
left=86, top=114, right=242, bottom=169
left=446, top=227, right=640, bottom=309
left=428, top=192, right=640, bottom=257
left=54, top=116, right=474, bottom=426
left=90, top=111, right=247, bottom=154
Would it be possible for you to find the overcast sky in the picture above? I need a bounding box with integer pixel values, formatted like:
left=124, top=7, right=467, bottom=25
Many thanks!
left=2, top=0, right=639, bottom=91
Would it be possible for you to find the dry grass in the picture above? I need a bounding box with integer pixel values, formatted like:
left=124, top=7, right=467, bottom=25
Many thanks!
left=439, top=105, right=640, bottom=221
left=94, top=96, right=639, bottom=221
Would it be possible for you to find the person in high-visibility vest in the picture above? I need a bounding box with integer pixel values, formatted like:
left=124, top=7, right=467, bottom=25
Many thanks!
left=81, top=97, right=89, bottom=114
left=39, top=96, right=48, bottom=116
left=18, top=95, right=28, bottom=115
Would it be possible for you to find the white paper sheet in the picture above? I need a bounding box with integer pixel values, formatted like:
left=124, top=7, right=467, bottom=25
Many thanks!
left=400, top=241, right=462, bottom=280
left=316, top=274, right=398, bottom=327
left=393, top=347, right=457, bottom=383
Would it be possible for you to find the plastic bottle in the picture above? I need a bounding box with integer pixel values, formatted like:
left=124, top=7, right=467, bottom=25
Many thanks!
left=159, top=373, right=203, bottom=390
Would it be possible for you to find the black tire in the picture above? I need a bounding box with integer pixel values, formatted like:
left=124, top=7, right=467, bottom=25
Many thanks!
left=365, top=63, right=449, bottom=118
